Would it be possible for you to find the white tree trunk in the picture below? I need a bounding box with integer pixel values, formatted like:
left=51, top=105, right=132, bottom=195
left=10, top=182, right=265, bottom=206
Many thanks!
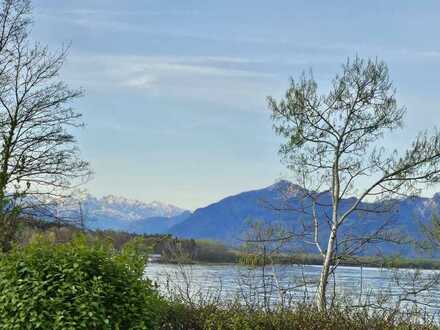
left=316, top=225, right=337, bottom=311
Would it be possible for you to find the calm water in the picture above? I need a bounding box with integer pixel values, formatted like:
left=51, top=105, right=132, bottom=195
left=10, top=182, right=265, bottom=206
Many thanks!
left=145, top=263, right=440, bottom=312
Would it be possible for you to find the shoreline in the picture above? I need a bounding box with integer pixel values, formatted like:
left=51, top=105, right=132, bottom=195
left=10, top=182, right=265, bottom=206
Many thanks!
left=154, top=254, right=440, bottom=271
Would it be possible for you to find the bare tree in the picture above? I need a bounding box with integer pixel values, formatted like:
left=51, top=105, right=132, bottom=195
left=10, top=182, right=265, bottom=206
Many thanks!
left=267, top=57, right=440, bottom=311
left=239, top=220, right=310, bottom=310
left=0, top=0, right=30, bottom=53
left=0, top=0, right=90, bottom=251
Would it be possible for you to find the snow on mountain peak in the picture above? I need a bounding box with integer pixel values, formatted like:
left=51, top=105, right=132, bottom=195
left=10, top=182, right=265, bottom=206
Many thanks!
left=81, top=195, right=186, bottom=222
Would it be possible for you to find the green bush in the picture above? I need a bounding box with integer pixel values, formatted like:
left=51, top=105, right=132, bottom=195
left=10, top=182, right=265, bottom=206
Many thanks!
left=0, top=234, right=164, bottom=329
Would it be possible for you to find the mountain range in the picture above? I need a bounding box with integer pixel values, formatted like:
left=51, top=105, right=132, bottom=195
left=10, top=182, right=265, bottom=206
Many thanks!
left=171, top=181, right=440, bottom=256
left=72, top=181, right=440, bottom=257
left=78, top=195, right=189, bottom=233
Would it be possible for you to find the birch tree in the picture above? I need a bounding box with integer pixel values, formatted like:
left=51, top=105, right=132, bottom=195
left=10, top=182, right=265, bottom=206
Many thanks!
left=267, top=57, right=440, bottom=311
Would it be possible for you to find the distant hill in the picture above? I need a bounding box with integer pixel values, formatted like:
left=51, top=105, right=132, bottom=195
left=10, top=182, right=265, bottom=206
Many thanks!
left=50, top=183, right=440, bottom=257
left=169, top=181, right=300, bottom=241
left=126, top=211, right=192, bottom=234
left=169, top=181, right=440, bottom=257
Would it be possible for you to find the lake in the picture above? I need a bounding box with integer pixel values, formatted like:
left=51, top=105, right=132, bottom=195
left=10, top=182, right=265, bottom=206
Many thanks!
left=145, top=262, right=440, bottom=313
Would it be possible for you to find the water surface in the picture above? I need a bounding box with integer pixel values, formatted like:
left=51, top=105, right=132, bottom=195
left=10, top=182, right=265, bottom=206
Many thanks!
left=145, top=262, right=440, bottom=312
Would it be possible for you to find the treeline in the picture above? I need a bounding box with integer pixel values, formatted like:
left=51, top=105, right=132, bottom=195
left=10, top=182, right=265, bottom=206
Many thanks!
left=15, top=217, right=237, bottom=261
left=16, top=218, right=440, bottom=270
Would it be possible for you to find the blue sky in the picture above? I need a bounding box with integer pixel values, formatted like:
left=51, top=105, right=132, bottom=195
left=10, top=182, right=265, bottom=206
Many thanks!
left=31, top=1, right=440, bottom=209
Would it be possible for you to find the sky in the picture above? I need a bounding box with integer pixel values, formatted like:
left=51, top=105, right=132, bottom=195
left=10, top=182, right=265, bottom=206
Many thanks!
left=31, top=0, right=440, bottom=210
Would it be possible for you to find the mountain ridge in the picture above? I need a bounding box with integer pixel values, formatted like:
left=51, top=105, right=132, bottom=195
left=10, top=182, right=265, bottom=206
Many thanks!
left=69, top=194, right=189, bottom=232
left=168, top=181, right=440, bottom=256
left=53, top=182, right=440, bottom=257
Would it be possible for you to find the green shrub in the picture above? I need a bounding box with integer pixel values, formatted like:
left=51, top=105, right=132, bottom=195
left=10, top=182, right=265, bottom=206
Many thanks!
left=0, top=234, right=164, bottom=329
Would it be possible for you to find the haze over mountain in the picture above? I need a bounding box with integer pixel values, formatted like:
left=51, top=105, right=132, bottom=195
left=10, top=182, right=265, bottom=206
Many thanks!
left=78, top=195, right=189, bottom=232
left=85, top=195, right=185, bottom=220
left=169, top=180, right=439, bottom=256
left=63, top=181, right=440, bottom=257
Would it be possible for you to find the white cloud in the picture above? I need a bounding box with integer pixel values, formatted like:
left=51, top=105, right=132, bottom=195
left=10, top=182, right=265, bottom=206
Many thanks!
left=65, top=54, right=273, bottom=87
left=61, top=54, right=279, bottom=111
left=35, top=7, right=202, bottom=35
left=416, top=50, right=440, bottom=58
left=122, top=75, right=158, bottom=89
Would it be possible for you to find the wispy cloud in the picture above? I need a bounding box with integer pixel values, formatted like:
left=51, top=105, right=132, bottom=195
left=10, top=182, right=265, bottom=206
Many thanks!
left=414, top=50, right=440, bottom=58
left=39, top=8, right=202, bottom=18
left=122, top=75, right=158, bottom=89
left=66, top=54, right=274, bottom=85
left=33, top=7, right=358, bottom=50
left=35, top=7, right=202, bottom=35
left=62, top=54, right=280, bottom=110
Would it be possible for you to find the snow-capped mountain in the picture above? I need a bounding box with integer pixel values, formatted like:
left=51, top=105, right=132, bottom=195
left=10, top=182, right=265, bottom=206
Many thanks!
left=50, top=194, right=190, bottom=232
left=83, top=195, right=185, bottom=221
left=40, top=181, right=440, bottom=257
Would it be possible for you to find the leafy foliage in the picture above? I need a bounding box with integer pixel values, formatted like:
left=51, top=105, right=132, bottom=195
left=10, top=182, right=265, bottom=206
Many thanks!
left=267, top=57, right=440, bottom=310
left=0, top=234, right=164, bottom=329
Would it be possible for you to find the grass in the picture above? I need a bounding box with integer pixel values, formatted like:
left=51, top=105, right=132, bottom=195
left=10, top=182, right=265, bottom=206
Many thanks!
left=158, top=301, right=437, bottom=330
